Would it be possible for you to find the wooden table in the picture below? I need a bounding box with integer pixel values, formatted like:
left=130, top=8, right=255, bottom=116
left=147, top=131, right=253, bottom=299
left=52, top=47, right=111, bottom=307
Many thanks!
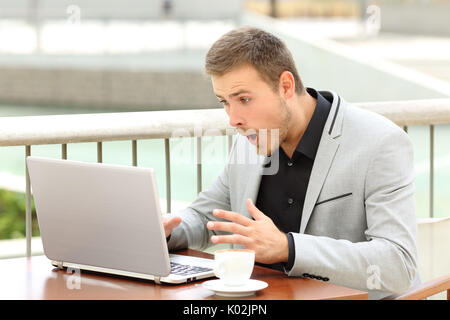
left=0, top=249, right=367, bottom=300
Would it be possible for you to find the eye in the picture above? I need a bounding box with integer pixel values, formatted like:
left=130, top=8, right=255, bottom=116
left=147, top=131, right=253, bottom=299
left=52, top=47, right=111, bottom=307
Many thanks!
left=219, top=100, right=228, bottom=106
left=240, top=97, right=250, bottom=104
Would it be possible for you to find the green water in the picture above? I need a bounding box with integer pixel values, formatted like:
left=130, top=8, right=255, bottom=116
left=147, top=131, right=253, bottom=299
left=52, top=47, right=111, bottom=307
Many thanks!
left=0, top=137, right=229, bottom=206
left=1, top=105, right=449, bottom=219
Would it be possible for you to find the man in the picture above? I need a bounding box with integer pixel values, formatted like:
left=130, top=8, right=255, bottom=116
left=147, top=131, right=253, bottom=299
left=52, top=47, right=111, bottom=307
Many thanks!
left=163, top=26, right=419, bottom=299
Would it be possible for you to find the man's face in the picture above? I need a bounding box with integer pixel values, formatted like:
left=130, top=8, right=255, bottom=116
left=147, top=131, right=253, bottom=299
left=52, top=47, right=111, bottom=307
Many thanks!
left=212, top=64, right=290, bottom=156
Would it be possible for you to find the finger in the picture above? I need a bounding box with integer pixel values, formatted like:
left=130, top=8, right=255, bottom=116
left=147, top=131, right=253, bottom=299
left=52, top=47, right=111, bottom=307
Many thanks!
left=163, top=216, right=181, bottom=232
left=212, top=209, right=253, bottom=226
left=246, top=198, right=265, bottom=220
left=206, top=221, right=248, bottom=235
left=210, top=234, right=251, bottom=246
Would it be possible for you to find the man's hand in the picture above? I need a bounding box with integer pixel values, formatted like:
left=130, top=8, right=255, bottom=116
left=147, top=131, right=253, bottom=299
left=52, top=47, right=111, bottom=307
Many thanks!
left=162, top=216, right=182, bottom=238
left=206, top=199, right=289, bottom=265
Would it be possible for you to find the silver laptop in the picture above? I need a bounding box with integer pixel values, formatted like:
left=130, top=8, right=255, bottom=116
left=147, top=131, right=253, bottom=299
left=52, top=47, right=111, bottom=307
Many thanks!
left=26, top=156, right=215, bottom=284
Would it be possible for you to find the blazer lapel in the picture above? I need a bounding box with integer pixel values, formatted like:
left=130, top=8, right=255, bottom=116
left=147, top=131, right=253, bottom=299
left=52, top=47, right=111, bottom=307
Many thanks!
left=300, top=93, right=345, bottom=234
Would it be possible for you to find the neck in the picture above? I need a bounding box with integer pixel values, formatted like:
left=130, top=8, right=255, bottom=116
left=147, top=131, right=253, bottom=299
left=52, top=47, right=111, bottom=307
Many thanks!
left=280, top=90, right=317, bottom=158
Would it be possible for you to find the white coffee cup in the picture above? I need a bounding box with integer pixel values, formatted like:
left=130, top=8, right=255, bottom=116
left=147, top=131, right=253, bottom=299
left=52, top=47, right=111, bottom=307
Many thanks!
left=213, top=249, right=255, bottom=286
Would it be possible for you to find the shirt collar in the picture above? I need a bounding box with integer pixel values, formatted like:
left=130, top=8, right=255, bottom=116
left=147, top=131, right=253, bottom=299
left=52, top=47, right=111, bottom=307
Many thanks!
left=294, top=87, right=331, bottom=160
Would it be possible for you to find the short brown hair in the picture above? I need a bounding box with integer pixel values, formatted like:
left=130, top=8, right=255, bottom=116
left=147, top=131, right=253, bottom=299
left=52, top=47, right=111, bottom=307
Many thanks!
left=205, top=26, right=304, bottom=94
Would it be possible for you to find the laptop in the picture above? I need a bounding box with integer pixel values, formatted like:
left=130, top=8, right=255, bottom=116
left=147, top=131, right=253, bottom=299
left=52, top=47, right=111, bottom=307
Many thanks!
left=26, top=156, right=215, bottom=284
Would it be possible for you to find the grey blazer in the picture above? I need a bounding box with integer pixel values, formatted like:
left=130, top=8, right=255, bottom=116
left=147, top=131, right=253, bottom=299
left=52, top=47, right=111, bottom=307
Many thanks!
left=167, top=90, right=420, bottom=300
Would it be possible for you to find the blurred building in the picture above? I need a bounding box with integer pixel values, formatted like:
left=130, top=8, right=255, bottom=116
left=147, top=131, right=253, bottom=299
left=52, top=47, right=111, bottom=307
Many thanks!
left=0, top=0, right=244, bottom=111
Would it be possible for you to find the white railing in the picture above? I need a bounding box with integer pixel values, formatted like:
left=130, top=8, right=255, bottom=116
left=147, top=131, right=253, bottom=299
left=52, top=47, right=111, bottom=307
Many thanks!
left=1, top=98, right=450, bottom=257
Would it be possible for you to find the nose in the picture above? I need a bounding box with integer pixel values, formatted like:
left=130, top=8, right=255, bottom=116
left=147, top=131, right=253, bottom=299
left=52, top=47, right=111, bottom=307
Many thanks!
left=227, top=104, right=245, bottom=128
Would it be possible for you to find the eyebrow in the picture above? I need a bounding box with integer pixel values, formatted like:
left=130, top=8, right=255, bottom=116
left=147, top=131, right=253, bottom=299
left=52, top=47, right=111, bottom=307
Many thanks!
left=215, top=90, right=251, bottom=100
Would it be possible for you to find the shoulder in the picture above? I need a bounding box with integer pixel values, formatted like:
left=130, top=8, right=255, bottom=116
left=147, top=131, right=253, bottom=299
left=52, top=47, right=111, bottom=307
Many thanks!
left=345, top=103, right=399, bottom=133
left=342, top=102, right=410, bottom=145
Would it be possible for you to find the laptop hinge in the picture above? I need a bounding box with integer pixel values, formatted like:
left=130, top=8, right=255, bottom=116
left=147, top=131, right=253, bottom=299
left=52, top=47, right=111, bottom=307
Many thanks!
left=54, top=261, right=64, bottom=269
left=154, top=276, right=161, bottom=284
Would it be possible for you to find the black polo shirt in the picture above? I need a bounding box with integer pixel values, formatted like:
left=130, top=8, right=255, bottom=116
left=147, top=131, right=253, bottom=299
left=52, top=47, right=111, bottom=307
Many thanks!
left=255, top=87, right=331, bottom=272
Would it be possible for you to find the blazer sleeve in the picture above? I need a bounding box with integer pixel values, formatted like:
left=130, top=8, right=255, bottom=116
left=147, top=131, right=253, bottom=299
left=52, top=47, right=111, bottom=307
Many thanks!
left=166, top=137, right=237, bottom=251
left=287, top=128, right=419, bottom=295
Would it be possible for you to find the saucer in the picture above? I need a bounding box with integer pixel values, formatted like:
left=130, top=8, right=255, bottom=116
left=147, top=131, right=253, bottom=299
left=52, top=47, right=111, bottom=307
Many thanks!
left=202, top=279, right=268, bottom=297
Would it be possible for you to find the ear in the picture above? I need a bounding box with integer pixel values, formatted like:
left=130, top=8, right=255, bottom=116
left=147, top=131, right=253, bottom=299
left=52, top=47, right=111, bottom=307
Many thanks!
left=278, top=71, right=295, bottom=100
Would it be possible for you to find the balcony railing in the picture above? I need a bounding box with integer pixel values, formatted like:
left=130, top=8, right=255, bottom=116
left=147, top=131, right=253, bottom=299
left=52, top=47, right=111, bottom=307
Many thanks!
left=1, top=98, right=450, bottom=257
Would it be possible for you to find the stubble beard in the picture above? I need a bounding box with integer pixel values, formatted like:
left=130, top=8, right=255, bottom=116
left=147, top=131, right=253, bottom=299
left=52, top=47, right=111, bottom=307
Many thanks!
left=257, top=98, right=291, bottom=157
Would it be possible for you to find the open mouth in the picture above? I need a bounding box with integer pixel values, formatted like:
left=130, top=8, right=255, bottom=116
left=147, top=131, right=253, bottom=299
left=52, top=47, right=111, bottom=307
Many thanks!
left=246, top=134, right=258, bottom=145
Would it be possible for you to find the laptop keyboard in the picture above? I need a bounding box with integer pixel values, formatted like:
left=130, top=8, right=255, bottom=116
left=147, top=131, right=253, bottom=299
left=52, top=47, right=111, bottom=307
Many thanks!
left=170, top=262, right=213, bottom=276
